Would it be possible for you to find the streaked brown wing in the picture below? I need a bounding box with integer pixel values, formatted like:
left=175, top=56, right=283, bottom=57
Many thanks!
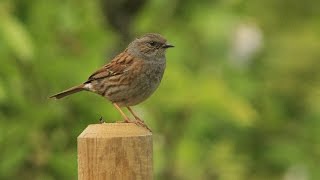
left=86, top=49, right=134, bottom=83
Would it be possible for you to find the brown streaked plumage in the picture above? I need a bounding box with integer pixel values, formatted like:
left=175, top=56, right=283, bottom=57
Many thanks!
left=50, top=33, right=174, bottom=131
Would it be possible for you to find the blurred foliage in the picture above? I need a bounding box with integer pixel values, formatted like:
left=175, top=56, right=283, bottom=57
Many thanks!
left=0, top=0, right=320, bottom=179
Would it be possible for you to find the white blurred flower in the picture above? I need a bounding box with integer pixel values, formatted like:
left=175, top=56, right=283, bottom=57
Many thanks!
left=283, top=164, right=309, bottom=180
left=230, top=22, right=263, bottom=67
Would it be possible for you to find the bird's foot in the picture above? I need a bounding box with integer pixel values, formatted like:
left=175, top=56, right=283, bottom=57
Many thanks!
left=116, top=118, right=131, bottom=123
left=133, top=116, right=145, bottom=123
left=132, top=117, right=151, bottom=132
left=117, top=118, right=151, bottom=132
left=132, top=119, right=152, bottom=132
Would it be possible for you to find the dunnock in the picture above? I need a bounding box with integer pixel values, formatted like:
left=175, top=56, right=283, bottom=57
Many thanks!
left=50, top=33, right=174, bottom=130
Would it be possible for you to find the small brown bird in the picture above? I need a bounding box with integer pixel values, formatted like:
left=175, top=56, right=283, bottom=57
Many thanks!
left=50, top=33, right=174, bottom=130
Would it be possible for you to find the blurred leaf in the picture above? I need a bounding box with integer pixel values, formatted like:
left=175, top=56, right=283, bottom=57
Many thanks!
left=0, top=8, right=34, bottom=61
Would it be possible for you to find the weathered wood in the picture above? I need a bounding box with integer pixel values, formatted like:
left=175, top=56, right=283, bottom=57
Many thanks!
left=78, top=123, right=153, bottom=180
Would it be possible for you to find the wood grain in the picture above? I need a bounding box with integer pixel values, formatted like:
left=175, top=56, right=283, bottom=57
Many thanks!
left=78, top=123, right=153, bottom=180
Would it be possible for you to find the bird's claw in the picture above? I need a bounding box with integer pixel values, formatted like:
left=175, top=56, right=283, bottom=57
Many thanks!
left=133, top=119, right=152, bottom=132
left=117, top=118, right=151, bottom=132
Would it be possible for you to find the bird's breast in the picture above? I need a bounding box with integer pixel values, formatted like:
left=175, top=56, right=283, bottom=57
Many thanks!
left=97, top=60, right=166, bottom=106
left=144, top=61, right=166, bottom=84
left=120, top=61, right=165, bottom=106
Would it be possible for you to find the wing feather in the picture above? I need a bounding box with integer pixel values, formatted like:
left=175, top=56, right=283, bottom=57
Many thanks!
left=86, top=49, right=134, bottom=83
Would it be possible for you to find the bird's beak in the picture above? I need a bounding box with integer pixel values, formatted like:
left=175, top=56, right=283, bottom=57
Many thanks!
left=163, top=43, right=174, bottom=48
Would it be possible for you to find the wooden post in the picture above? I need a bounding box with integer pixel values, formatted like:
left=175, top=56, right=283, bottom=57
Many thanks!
left=78, top=123, right=153, bottom=180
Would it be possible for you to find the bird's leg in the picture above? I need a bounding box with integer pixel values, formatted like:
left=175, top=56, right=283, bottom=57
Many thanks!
left=113, top=103, right=130, bottom=123
left=127, top=107, right=144, bottom=122
left=127, top=107, right=151, bottom=132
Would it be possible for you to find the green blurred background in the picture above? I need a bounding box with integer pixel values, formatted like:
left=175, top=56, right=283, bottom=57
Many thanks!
left=1, top=0, right=320, bottom=179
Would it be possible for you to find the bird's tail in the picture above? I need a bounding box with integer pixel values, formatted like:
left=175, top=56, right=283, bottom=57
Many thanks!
left=50, top=84, right=85, bottom=99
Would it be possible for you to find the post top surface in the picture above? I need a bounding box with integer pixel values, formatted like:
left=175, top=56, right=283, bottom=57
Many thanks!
left=78, top=123, right=152, bottom=138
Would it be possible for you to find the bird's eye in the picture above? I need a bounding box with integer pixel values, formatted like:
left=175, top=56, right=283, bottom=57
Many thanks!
left=148, top=41, right=156, bottom=46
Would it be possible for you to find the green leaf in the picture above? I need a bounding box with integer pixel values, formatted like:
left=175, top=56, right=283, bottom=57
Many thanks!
left=0, top=9, right=34, bottom=61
